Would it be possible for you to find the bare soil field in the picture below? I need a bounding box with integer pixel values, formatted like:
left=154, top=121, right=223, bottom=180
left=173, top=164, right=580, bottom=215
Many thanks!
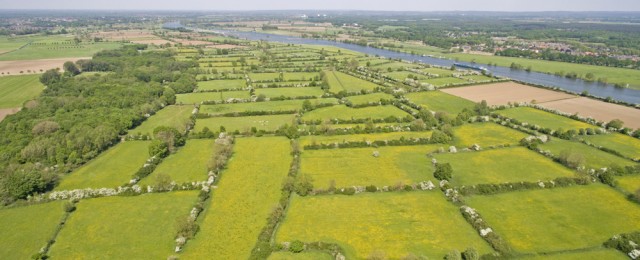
left=91, top=30, right=156, bottom=40
left=441, top=82, right=577, bottom=105
left=541, top=97, right=640, bottom=129
left=0, top=57, right=90, bottom=76
left=0, top=108, right=19, bottom=122
left=130, top=39, right=174, bottom=45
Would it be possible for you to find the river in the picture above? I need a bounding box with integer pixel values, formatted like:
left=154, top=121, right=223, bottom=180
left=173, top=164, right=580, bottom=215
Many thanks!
left=205, top=29, right=640, bottom=105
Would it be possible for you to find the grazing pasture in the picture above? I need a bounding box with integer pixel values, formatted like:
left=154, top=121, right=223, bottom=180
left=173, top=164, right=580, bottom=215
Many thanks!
left=617, top=175, right=640, bottom=194
left=182, top=137, right=291, bottom=259
left=299, top=131, right=432, bottom=147
left=276, top=192, right=494, bottom=259
left=324, top=70, right=380, bottom=93
left=139, top=139, right=216, bottom=185
left=453, top=123, right=529, bottom=147
left=465, top=185, right=640, bottom=253
left=0, top=201, right=65, bottom=260
left=131, top=105, right=194, bottom=135
left=301, top=145, right=438, bottom=188
left=583, top=133, right=640, bottom=161
left=433, top=147, right=576, bottom=186
left=405, top=91, right=475, bottom=114
left=538, top=138, right=636, bottom=170
left=176, top=91, right=250, bottom=104
left=345, top=92, right=395, bottom=105
left=194, top=114, right=296, bottom=132
left=497, top=107, right=595, bottom=130
left=56, top=141, right=150, bottom=190
left=303, top=105, right=408, bottom=122
left=49, top=191, right=197, bottom=259
left=197, top=79, right=246, bottom=91
left=200, top=99, right=337, bottom=115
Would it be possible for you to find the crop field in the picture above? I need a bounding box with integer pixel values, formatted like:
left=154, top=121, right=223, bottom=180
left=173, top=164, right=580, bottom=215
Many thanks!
left=299, top=131, right=432, bottom=147
left=405, top=91, right=475, bottom=114
left=441, top=82, right=577, bottom=106
left=433, top=147, right=576, bottom=186
left=194, top=114, right=296, bottom=132
left=538, top=138, right=636, bottom=170
left=182, top=137, right=291, bottom=258
left=465, top=185, right=640, bottom=254
left=49, top=191, right=197, bottom=259
left=0, top=201, right=65, bottom=259
left=303, top=105, right=408, bottom=122
left=324, top=70, right=380, bottom=93
left=254, top=87, right=325, bottom=98
left=200, top=99, right=337, bottom=115
left=540, top=97, right=640, bottom=129
left=0, top=74, right=43, bottom=108
left=139, top=139, right=216, bottom=185
left=276, top=192, right=494, bottom=259
left=196, top=79, right=246, bottom=91
left=497, top=107, right=595, bottom=130
left=345, top=92, right=395, bottom=105
left=131, top=105, right=194, bottom=135
left=301, top=145, right=439, bottom=188
left=453, top=123, right=529, bottom=147
left=56, top=141, right=150, bottom=190
left=583, top=134, right=640, bottom=160
left=176, top=91, right=250, bottom=104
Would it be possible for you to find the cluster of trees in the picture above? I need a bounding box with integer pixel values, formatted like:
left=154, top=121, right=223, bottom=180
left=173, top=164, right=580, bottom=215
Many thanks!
left=0, top=45, right=197, bottom=204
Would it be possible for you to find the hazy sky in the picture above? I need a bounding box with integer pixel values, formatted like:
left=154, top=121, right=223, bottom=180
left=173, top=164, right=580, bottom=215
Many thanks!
left=1, top=0, right=639, bottom=12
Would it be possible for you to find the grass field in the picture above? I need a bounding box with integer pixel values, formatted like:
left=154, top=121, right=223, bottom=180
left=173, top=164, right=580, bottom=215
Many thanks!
left=49, top=191, right=197, bottom=259
left=56, top=141, right=150, bottom=190
left=200, top=99, right=337, bottom=115
left=131, top=105, right=194, bottom=135
left=370, top=61, right=421, bottom=71
left=421, top=77, right=469, bottom=87
left=176, top=91, right=250, bottom=104
left=465, top=184, right=640, bottom=253
left=182, top=137, right=291, bottom=259
left=583, top=133, right=640, bottom=160
left=268, top=251, right=333, bottom=260
left=433, top=147, right=576, bottom=186
left=497, top=107, right=595, bottom=130
left=453, top=123, right=529, bottom=147
left=194, top=114, right=296, bottom=132
left=615, top=175, right=640, bottom=194
left=197, top=80, right=246, bottom=91
left=324, top=70, right=380, bottom=93
left=303, top=105, right=408, bottom=122
left=0, top=74, right=44, bottom=108
left=0, top=42, right=123, bottom=61
left=139, top=139, right=216, bottom=185
left=255, top=87, right=325, bottom=98
left=249, top=72, right=319, bottom=82
left=299, top=131, right=432, bottom=147
left=345, top=92, right=395, bottom=105
left=384, top=71, right=427, bottom=81
left=538, top=138, right=636, bottom=170
left=301, top=145, right=439, bottom=188
left=405, top=91, right=475, bottom=114
left=276, top=192, right=493, bottom=259
left=421, top=67, right=455, bottom=77
left=0, top=201, right=65, bottom=259
left=523, top=249, right=627, bottom=260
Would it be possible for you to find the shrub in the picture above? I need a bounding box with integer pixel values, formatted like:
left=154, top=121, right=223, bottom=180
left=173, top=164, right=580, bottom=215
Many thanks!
left=365, top=185, right=378, bottom=192
left=63, top=201, right=76, bottom=213
left=434, top=163, right=453, bottom=181
left=462, top=248, right=479, bottom=260
left=294, top=174, right=314, bottom=196
left=558, top=150, right=585, bottom=168
left=444, top=250, right=461, bottom=260
left=175, top=215, right=199, bottom=239
left=289, top=240, right=305, bottom=253
left=607, top=119, right=624, bottom=129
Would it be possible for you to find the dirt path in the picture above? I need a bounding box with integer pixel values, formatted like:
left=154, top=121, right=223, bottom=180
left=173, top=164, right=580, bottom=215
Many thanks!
left=0, top=57, right=91, bottom=76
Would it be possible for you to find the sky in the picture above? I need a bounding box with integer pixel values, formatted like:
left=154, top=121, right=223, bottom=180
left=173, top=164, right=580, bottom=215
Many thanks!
left=0, top=0, right=639, bottom=12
